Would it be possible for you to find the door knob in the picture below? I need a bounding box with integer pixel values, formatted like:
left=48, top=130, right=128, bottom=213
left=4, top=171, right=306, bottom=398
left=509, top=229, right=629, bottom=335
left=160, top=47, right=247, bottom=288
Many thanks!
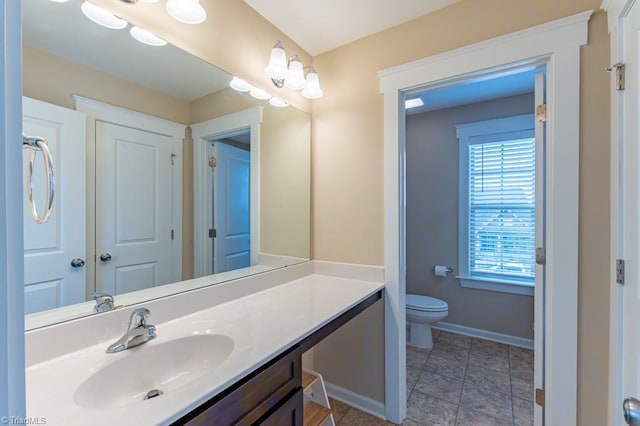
left=624, top=397, right=640, bottom=425
left=99, top=253, right=112, bottom=262
left=70, top=257, right=85, bottom=268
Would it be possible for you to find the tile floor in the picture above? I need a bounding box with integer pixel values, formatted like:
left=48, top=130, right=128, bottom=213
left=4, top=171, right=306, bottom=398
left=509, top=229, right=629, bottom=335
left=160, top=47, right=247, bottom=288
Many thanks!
left=329, top=330, right=534, bottom=426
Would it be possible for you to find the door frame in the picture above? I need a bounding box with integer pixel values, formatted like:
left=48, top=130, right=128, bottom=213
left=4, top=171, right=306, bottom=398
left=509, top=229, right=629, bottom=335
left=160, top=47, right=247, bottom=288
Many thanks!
left=192, top=106, right=262, bottom=278
left=73, top=96, right=184, bottom=294
left=379, top=11, right=591, bottom=424
left=603, top=0, right=635, bottom=424
left=0, top=0, right=25, bottom=418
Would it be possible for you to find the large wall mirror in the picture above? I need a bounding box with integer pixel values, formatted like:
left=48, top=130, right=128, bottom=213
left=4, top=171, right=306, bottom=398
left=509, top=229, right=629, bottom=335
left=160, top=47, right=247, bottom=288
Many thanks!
left=22, top=0, right=310, bottom=330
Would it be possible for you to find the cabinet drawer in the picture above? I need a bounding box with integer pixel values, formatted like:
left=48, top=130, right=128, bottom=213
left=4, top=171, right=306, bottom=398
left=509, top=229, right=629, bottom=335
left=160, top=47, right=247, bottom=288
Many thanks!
left=257, top=388, right=303, bottom=426
left=178, top=345, right=301, bottom=425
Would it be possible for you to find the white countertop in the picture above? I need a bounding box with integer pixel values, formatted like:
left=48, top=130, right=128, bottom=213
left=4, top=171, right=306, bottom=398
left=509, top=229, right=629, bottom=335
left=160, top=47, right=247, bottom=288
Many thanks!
left=25, top=274, right=383, bottom=425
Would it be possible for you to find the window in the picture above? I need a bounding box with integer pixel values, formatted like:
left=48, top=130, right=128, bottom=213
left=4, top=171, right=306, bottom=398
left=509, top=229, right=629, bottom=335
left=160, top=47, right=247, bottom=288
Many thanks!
left=456, top=114, right=536, bottom=295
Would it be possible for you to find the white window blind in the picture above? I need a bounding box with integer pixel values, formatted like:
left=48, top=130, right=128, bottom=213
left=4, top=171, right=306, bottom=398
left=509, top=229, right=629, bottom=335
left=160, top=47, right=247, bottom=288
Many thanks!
left=468, top=137, right=535, bottom=281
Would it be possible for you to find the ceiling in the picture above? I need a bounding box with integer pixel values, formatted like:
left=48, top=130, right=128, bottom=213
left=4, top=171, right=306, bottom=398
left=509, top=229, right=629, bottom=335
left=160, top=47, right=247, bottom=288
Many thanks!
left=243, top=0, right=461, bottom=56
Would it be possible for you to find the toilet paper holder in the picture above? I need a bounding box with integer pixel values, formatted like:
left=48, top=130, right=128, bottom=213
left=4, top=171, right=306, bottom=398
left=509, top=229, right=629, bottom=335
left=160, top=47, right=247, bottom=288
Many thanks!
left=432, top=265, right=454, bottom=274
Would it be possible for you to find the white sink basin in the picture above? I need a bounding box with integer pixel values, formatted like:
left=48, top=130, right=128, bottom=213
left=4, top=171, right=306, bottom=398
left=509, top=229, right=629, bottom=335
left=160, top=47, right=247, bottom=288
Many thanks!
left=74, top=334, right=234, bottom=409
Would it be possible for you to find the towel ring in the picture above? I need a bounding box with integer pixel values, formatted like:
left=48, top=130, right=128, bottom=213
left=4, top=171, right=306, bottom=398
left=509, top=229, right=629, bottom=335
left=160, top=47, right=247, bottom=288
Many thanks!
left=22, top=134, right=55, bottom=224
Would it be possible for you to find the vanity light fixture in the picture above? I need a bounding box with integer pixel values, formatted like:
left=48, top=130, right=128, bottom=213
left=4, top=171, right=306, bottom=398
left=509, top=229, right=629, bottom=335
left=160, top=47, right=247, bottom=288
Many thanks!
left=166, top=0, right=207, bottom=24
left=269, top=97, right=289, bottom=108
left=229, top=77, right=251, bottom=92
left=264, top=41, right=323, bottom=99
left=130, top=26, right=167, bottom=46
left=81, top=1, right=128, bottom=30
left=249, top=86, right=272, bottom=101
left=229, top=76, right=289, bottom=107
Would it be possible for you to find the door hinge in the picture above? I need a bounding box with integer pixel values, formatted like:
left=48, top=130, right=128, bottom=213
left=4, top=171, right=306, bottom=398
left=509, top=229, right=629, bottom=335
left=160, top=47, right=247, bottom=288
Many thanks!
left=535, top=247, right=546, bottom=265
left=607, top=63, right=625, bottom=91
left=535, top=388, right=545, bottom=407
left=209, top=229, right=216, bottom=238
left=617, top=259, right=625, bottom=284
left=171, top=229, right=174, bottom=240
left=536, top=104, right=546, bottom=123
left=209, top=157, right=217, bottom=168
left=171, top=153, right=177, bottom=165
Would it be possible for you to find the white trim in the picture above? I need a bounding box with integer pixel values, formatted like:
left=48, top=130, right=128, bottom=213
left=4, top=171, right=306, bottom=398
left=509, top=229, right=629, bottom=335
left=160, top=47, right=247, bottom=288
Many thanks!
left=379, top=11, right=590, bottom=425
left=604, top=0, right=632, bottom=424
left=73, top=96, right=184, bottom=288
left=324, top=382, right=387, bottom=420
left=0, top=0, right=25, bottom=418
left=191, top=106, right=262, bottom=278
left=457, top=276, right=534, bottom=296
left=433, top=321, right=534, bottom=349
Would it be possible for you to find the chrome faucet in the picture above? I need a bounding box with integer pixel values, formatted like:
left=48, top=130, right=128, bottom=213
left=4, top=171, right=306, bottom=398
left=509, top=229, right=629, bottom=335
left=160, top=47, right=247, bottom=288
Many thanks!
left=93, top=292, right=115, bottom=313
left=106, top=308, right=157, bottom=353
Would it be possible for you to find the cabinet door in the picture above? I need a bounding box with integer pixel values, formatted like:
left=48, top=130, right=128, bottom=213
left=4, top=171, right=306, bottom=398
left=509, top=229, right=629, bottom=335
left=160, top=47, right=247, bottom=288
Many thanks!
left=258, top=389, right=303, bottom=426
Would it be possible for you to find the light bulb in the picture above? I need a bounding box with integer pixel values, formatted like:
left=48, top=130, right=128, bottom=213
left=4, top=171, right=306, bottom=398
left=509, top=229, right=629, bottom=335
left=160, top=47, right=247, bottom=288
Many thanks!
left=81, top=2, right=127, bottom=30
left=264, top=42, right=288, bottom=81
left=130, top=26, right=167, bottom=46
left=166, top=0, right=207, bottom=24
left=285, top=56, right=306, bottom=90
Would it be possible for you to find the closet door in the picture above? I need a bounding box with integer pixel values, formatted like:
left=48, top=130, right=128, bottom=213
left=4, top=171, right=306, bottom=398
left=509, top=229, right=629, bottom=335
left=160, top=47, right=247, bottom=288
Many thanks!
left=22, top=97, right=86, bottom=313
left=94, top=121, right=174, bottom=296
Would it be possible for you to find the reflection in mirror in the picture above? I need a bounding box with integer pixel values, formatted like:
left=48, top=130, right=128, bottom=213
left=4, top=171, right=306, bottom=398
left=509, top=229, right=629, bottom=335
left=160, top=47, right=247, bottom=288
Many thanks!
left=22, top=0, right=310, bottom=330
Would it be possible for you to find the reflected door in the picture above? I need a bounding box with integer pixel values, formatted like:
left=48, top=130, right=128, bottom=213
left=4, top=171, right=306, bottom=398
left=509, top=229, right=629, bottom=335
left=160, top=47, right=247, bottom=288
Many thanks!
left=22, top=97, right=86, bottom=314
left=211, top=142, right=250, bottom=273
left=95, top=121, right=174, bottom=295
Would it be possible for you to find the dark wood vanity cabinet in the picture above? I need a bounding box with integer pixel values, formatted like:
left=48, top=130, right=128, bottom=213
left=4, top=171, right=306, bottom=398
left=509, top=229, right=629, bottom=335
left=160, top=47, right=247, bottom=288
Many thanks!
left=174, top=345, right=303, bottom=426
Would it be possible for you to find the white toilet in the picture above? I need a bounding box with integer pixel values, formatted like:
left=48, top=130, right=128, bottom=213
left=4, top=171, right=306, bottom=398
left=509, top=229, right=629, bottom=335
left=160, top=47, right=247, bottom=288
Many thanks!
left=406, top=294, right=448, bottom=349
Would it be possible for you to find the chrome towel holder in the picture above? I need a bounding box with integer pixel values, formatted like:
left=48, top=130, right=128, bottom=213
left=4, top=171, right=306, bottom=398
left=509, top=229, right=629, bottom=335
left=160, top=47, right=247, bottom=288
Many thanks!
left=22, top=133, right=54, bottom=224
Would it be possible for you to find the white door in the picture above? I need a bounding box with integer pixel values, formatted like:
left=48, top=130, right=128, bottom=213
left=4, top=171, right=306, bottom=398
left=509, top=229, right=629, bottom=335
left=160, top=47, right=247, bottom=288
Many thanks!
left=620, top=1, right=640, bottom=423
left=22, top=97, right=86, bottom=314
left=211, top=142, right=250, bottom=273
left=95, top=121, right=174, bottom=295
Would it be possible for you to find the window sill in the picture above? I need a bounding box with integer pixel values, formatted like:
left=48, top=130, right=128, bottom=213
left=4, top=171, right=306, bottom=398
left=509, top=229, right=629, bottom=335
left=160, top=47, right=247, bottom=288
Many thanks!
left=456, top=275, right=534, bottom=296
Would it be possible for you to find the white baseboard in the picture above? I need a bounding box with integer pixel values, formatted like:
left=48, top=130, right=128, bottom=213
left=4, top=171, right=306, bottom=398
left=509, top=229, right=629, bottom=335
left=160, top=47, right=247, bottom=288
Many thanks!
left=433, top=321, right=534, bottom=349
left=324, top=381, right=386, bottom=420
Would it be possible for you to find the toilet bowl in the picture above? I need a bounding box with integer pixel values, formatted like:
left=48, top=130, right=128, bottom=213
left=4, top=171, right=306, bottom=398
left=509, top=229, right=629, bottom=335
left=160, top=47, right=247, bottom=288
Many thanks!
left=406, top=294, right=448, bottom=349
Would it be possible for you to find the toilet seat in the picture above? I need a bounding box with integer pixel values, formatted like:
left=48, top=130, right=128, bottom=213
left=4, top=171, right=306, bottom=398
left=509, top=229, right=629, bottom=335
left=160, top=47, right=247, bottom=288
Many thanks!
left=406, top=294, right=448, bottom=312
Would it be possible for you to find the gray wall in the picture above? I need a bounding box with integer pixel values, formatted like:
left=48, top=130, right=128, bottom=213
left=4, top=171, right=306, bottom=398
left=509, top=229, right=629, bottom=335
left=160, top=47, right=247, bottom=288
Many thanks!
left=406, top=93, right=535, bottom=339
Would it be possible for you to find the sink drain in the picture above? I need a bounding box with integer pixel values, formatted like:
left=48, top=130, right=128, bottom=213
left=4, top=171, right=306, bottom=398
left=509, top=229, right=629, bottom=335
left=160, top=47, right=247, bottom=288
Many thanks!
left=144, top=389, right=163, bottom=400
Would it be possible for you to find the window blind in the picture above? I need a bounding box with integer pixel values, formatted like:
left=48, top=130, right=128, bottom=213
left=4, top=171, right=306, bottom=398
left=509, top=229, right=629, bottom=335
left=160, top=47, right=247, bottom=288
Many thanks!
left=468, top=137, right=535, bottom=281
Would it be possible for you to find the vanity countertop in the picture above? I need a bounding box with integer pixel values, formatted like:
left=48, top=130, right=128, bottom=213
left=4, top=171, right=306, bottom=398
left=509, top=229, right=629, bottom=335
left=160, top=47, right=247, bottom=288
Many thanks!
left=25, top=273, right=383, bottom=425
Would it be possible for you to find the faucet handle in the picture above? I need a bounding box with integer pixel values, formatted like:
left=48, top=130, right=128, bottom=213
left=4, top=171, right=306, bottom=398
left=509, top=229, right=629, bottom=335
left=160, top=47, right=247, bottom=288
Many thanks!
left=93, top=292, right=114, bottom=313
left=129, top=308, right=151, bottom=328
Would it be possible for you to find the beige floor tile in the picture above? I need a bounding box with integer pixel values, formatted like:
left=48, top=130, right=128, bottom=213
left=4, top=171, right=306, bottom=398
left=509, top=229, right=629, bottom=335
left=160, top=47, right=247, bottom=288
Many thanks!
left=424, top=351, right=468, bottom=381
left=464, top=362, right=511, bottom=395
left=511, top=369, right=534, bottom=401
left=460, top=384, right=512, bottom=422
left=468, top=350, right=510, bottom=375
left=338, top=407, right=392, bottom=425
left=455, top=407, right=513, bottom=426
left=436, top=331, right=473, bottom=349
left=407, top=365, right=422, bottom=397
left=329, top=397, right=351, bottom=424
left=513, top=397, right=534, bottom=426
left=414, top=370, right=463, bottom=404
left=407, top=345, right=431, bottom=369
left=407, top=391, right=458, bottom=426
left=471, top=338, right=509, bottom=357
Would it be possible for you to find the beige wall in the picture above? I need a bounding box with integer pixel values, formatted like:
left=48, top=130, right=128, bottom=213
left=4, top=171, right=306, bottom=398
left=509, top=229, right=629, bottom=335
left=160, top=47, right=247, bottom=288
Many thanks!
left=406, top=93, right=535, bottom=340
left=312, top=1, right=610, bottom=424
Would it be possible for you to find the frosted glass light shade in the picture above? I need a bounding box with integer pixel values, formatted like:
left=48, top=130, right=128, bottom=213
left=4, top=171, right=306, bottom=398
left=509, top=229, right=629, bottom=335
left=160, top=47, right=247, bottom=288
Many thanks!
left=269, top=97, right=289, bottom=108
left=285, top=57, right=306, bottom=90
left=249, top=86, right=272, bottom=100
left=230, top=77, right=251, bottom=92
left=301, top=69, right=323, bottom=99
left=49, top=0, right=70, bottom=3
left=264, top=42, right=288, bottom=80
left=130, top=26, right=167, bottom=46
left=166, top=0, right=206, bottom=24
left=81, top=2, right=127, bottom=30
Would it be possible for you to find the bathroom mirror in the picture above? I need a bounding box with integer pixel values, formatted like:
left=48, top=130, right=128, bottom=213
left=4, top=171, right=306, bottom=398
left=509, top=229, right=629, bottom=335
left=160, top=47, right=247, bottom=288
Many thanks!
left=22, top=0, right=310, bottom=330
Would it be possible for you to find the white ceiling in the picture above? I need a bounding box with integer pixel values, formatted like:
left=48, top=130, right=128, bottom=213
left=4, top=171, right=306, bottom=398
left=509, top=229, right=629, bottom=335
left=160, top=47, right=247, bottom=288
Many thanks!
left=243, top=0, right=461, bottom=56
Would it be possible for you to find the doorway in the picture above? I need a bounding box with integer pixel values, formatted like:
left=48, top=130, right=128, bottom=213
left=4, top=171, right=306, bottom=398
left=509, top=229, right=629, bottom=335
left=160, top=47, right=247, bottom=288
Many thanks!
left=379, top=12, right=590, bottom=425
left=403, top=66, right=542, bottom=425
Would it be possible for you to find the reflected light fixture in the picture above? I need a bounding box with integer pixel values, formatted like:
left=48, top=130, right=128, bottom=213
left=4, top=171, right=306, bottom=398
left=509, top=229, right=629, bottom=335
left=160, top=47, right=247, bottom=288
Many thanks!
left=81, top=1, right=128, bottom=29
left=49, top=0, right=70, bottom=3
left=229, top=76, right=288, bottom=108
left=130, top=26, right=167, bottom=46
left=249, top=86, right=272, bottom=101
left=405, top=98, right=424, bottom=109
left=264, top=41, right=323, bottom=99
left=166, top=0, right=207, bottom=24
left=229, top=77, right=251, bottom=92
left=269, top=97, right=289, bottom=108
